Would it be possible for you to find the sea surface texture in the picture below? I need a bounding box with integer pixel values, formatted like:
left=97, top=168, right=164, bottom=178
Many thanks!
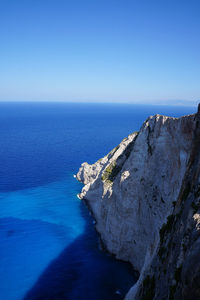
left=0, top=102, right=196, bottom=300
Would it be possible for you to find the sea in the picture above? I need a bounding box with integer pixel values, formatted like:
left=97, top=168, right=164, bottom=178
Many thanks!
left=0, top=102, right=196, bottom=300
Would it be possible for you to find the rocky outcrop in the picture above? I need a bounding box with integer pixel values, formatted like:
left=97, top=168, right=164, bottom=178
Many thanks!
left=76, top=107, right=200, bottom=299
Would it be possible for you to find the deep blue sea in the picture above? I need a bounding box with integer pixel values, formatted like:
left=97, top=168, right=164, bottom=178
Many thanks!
left=0, top=102, right=196, bottom=300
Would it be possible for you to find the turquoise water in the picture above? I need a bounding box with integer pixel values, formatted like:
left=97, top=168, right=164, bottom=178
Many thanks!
left=0, top=102, right=196, bottom=300
left=0, top=176, right=85, bottom=300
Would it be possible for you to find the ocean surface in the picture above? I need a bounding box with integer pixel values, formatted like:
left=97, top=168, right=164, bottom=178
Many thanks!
left=0, top=102, right=196, bottom=300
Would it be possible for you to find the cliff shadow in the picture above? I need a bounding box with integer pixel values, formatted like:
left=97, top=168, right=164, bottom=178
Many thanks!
left=23, top=201, right=137, bottom=300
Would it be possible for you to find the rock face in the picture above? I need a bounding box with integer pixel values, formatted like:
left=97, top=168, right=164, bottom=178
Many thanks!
left=76, top=108, right=200, bottom=299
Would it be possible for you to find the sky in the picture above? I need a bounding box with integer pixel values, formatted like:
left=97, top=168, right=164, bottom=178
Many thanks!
left=0, top=0, right=199, bottom=105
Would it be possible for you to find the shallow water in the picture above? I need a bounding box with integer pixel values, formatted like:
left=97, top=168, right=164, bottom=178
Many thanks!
left=0, top=102, right=196, bottom=299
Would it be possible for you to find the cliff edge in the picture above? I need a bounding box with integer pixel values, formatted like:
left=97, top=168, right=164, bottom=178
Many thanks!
left=76, top=107, right=200, bottom=299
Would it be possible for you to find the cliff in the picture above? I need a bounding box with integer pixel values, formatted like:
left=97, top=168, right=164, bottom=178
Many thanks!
left=76, top=107, right=200, bottom=299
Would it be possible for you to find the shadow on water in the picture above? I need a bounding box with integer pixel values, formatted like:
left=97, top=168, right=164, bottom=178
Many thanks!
left=24, top=202, right=138, bottom=300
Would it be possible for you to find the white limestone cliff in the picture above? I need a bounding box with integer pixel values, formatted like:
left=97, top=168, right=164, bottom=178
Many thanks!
left=76, top=111, right=197, bottom=299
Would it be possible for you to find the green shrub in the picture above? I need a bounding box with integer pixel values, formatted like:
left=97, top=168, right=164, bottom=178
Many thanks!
left=159, top=214, right=175, bottom=243
left=158, top=246, right=166, bottom=261
left=169, top=284, right=176, bottom=300
left=191, top=201, right=199, bottom=213
left=141, top=275, right=155, bottom=300
left=174, top=266, right=182, bottom=282
left=101, top=162, right=122, bottom=183
left=172, top=201, right=176, bottom=208
left=182, top=183, right=191, bottom=202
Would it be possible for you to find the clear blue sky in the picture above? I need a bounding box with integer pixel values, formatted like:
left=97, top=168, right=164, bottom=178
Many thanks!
left=0, top=0, right=199, bottom=105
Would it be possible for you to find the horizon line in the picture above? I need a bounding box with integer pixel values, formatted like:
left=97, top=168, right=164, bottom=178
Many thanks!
left=0, top=99, right=198, bottom=107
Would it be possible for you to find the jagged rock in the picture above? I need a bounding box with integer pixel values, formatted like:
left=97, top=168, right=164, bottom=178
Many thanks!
left=76, top=108, right=200, bottom=299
